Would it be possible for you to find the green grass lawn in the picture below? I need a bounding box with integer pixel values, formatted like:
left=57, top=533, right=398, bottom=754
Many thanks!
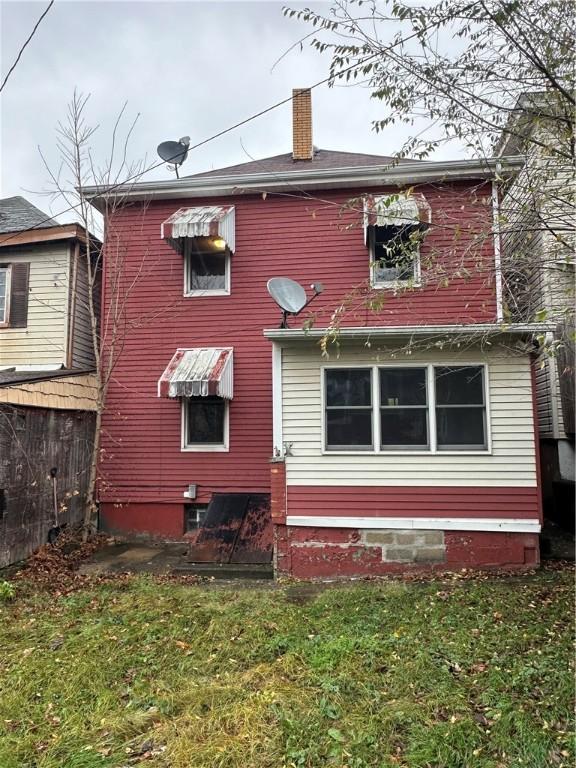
left=0, top=566, right=573, bottom=768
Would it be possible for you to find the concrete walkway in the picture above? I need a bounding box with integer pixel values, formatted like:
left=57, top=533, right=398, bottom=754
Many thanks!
left=78, top=541, right=274, bottom=580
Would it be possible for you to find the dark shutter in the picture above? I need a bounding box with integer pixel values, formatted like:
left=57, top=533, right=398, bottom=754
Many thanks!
left=9, top=263, right=30, bottom=328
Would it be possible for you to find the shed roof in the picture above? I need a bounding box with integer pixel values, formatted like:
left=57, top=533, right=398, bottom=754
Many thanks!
left=0, top=196, right=58, bottom=234
left=0, top=368, right=94, bottom=387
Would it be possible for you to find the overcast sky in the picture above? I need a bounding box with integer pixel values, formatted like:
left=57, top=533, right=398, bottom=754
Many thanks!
left=0, top=0, right=466, bottom=224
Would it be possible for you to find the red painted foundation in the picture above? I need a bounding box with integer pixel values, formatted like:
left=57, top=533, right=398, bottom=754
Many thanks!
left=274, top=524, right=540, bottom=579
left=100, top=502, right=185, bottom=540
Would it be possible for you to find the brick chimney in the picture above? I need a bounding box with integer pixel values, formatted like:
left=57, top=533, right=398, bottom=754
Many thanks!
left=292, top=88, right=313, bottom=161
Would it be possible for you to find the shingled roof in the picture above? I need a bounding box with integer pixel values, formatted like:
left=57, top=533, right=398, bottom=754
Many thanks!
left=0, top=196, right=58, bottom=235
left=186, top=149, right=422, bottom=179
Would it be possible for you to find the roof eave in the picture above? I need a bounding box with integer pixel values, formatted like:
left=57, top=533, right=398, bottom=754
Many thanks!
left=0, top=223, right=101, bottom=249
left=81, top=156, right=524, bottom=210
left=263, top=323, right=553, bottom=341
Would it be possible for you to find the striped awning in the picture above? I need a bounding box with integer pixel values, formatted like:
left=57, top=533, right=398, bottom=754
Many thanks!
left=364, top=193, right=431, bottom=242
left=158, top=348, right=233, bottom=399
left=161, top=206, right=235, bottom=253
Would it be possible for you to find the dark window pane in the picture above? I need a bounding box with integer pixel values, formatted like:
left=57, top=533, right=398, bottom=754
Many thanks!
left=381, top=408, right=428, bottom=447
left=372, top=225, right=418, bottom=282
left=188, top=252, right=226, bottom=291
left=326, top=369, right=372, bottom=407
left=436, top=407, right=486, bottom=448
left=380, top=368, right=427, bottom=406
left=326, top=409, right=372, bottom=449
left=435, top=366, right=484, bottom=405
left=186, top=396, right=225, bottom=444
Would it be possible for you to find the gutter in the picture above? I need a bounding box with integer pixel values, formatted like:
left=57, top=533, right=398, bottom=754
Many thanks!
left=81, top=156, right=525, bottom=209
left=263, top=323, right=553, bottom=341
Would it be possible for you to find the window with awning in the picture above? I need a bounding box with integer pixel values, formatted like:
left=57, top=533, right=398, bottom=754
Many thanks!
left=158, top=348, right=233, bottom=399
left=363, top=193, right=431, bottom=287
left=161, top=206, right=235, bottom=254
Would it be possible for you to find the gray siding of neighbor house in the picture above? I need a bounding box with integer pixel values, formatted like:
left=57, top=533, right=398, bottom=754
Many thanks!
left=0, top=404, right=95, bottom=567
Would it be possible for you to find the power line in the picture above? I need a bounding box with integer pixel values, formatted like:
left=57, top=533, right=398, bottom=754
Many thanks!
left=0, top=8, right=462, bottom=248
left=0, top=0, right=55, bottom=94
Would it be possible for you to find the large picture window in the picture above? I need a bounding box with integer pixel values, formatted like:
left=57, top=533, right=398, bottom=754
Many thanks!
left=323, top=364, right=488, bottom=453
left=182, top=396, right=228, bottom=451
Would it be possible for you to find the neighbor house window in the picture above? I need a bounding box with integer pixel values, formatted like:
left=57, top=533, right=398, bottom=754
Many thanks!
left=325, top=368, right=373, bottom=450
left=184, top=237, right=230, bottom=295
left=323, top=364, right=488, bottom=452
left=182, top=396, right=228, bottom=450
left=435, top=366, right=487, bottom=450
left=0, top=265, right=10, bottom=325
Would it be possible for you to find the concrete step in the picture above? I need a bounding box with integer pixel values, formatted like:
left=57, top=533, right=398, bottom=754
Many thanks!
left=173, top=562, right=274, bottom=580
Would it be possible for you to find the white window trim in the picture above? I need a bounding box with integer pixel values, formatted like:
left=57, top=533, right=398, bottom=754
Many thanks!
left=0, top=264, right=12, bottom=327
left=368, top=228, right=422, bottom=290
left=320, top=362, right=491, bottom=456
left=183, top=244, right=231, bottom=297
left=180, top=397, right=230, bottom=452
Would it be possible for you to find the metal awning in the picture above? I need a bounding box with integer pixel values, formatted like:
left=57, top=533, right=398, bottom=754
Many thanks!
left=161, top=206, right=235, bottom=253
left=158, top=348, right=233, bottom=399
left=364, top=193, right=431, bottom=242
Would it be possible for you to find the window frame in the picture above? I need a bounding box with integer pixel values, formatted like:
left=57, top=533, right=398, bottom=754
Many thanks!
left=0, top=264, right=12, bottom=328
left=368, top=225, right=422, bottom=290
left=324, top=366, right=375, bottom=451
left=183, top=239, right=231, bottom=297
left=180, top=396, right=230, bottom=452
left=321, top=362, right=491, bottom=455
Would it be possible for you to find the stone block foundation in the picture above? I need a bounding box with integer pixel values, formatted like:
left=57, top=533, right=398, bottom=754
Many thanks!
left=274, top=525, right=540, bottom=579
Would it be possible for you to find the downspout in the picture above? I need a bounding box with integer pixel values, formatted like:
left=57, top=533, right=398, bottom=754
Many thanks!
left=491, top=165, right=504, bottom=322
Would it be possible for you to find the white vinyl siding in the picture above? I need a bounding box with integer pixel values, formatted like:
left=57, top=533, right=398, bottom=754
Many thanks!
left=0, top=244, right=69, bottom=367
left=281, top=343, right=537, bottom=487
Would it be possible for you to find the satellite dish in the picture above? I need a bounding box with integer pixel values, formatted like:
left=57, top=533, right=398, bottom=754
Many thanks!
left=157, top=136, right=190, bottom=177
left=267, top=277, right=324, bottom=328
left=267, top=277, right=307, bottom=314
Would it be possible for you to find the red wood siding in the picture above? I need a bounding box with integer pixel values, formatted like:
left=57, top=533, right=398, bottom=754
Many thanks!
left=286, top=486, right=540, bottom=519
left=100, top=182, right=497, bottom=512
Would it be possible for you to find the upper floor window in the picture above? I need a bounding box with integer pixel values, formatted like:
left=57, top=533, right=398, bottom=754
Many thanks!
left=369, top=224, right=423, bottom=286
left=324, top=364, right=487, bottom=452
left=0, top=265, right=10, bottom=325
left=184, top=237, right=230, bottom=296
left=0, top=262, right=29, bottom=329
left=364, top=193, right=431, bottom=288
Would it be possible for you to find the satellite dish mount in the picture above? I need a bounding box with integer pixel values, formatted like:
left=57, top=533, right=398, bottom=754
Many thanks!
left=157, top=136, right=191, bottom=178
left=267, top=277, right=324, bottom=329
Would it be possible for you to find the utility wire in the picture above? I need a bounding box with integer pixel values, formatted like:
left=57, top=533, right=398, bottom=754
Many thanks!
left=0, top=0, right=55, bottom=94
left=0, top=9, right=461, bottom=248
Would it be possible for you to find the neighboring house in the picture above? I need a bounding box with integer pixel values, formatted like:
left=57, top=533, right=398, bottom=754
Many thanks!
left=83, top=89, right=545, bottom=577
left=0, top=196, right=99, bottom=567
left=497, top=94, right=575, bottom=528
